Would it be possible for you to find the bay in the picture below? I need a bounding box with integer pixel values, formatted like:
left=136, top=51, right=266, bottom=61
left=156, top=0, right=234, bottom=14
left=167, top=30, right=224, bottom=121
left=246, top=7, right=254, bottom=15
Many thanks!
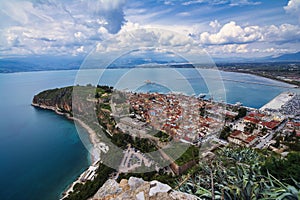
left=0, top=68, right=292, bottom=200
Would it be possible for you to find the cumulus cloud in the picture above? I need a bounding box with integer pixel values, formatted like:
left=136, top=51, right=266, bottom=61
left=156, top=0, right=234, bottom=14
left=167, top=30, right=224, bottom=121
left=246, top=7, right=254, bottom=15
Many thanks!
left=221, top=44, right=248, bottom=53
left=106, top=25, right=197, bottom=53
left=200, top=21, right=262, bottom=44
left=199, top=20, right=300, bottom=46
left=206, top=44, right=249, bottom=55
left=92, top=0, right=127, bottom=34
left=209, top=20, right=221, bottom=30
left=0, top=0, right=126, bottom=56
left=91, top=23, right=215, bottom=68
left=0, top=0, right=299, bottom=58
left=284, top=0, right=300, bottom=20
left=263, top=23, right=300, bottom=43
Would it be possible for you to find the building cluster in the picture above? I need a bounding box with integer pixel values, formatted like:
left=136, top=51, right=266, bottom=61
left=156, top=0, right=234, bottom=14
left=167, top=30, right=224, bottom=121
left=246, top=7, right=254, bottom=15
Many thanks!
left=112, top=90, right=298, bottom=155
left=117, top=116, right=149, bottom=137
left=229, top=111, right=284, bottom=147
left=125, top=92, right=224, bottom=143
left=282, top=119, right=300, bottom=137
left=281, top=94, right=300, bottom=117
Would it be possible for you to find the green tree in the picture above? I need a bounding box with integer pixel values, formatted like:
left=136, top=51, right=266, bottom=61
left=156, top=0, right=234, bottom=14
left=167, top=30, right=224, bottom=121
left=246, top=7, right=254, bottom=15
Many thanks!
left=235, top=107, right=247, bottom=120
left=219, top=126, right=231, bottom=140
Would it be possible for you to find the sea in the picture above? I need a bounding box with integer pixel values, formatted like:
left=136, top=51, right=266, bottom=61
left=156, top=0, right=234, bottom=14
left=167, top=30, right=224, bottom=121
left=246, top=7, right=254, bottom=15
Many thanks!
left=0, top=68, right=294, bottom=200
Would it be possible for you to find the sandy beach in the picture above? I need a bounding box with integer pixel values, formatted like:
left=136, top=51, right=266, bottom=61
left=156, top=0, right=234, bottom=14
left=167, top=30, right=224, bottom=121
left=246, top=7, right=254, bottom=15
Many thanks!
left=72, top=118, right=101, bottom=162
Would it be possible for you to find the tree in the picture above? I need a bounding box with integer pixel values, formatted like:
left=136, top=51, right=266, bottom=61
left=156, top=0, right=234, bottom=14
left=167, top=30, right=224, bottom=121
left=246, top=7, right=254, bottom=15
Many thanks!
left=219, top=126, right=231, bottom=140
left=274, top=137, right=280, bottom=148
left=235, top=107, right=247, bottom=120
left=94, top=92, right=100, bottom=98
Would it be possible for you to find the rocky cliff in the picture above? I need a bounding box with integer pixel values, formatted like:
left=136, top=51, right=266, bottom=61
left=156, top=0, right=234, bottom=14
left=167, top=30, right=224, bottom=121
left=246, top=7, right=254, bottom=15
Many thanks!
left=91, top=177, right=198, bottom=200
left=32, top=86, right=73, bottom=113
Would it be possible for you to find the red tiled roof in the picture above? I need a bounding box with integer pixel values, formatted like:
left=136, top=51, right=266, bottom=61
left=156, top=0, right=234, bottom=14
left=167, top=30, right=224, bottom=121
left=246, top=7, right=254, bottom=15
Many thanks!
left=249, top=112, right=265, bottom=118
left=245, top=135, right=257, bottom=143
left=294, top=122, right=300, bottom=127
left=262, top=120, right=280, bottom=129
left=244, top=116, right=260, bottom=124
left=231, top=130, right=242, bottom=137
left=243, top=132, right=251, bottom=135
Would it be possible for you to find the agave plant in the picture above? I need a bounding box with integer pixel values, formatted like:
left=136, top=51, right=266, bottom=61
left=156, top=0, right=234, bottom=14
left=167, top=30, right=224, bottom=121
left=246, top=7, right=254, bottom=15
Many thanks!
left=178, top=147, right=300, bottom=200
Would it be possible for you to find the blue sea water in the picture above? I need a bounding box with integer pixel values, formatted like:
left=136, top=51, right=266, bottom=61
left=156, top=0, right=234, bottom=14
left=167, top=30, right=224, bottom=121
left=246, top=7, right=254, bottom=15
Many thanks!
left=0, top=68, right=293, bottom=200
left=0, top=71, right=91, bottom=200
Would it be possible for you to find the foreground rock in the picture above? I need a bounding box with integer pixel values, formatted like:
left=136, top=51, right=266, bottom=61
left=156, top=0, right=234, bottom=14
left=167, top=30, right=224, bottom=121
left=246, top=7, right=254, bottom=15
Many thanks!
left=91, top=177, right=198, bottom=200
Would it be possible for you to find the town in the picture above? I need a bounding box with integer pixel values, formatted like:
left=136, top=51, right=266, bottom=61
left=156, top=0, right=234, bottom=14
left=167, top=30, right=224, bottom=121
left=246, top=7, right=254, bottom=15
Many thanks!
left=33, top=85, right=300, bottom=200
left=111, top=90, right=300, bottom=169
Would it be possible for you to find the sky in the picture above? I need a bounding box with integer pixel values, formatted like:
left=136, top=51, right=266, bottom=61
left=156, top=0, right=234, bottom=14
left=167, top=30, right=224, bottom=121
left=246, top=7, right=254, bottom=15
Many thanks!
left=0, top=0, right=300, bottom=59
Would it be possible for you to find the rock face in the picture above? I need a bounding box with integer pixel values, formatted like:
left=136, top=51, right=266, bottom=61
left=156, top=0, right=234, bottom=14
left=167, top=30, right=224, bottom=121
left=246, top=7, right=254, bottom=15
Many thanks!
left=32, top=86, right=73, bottom=113
left=92, top=177, right=198, bottom=200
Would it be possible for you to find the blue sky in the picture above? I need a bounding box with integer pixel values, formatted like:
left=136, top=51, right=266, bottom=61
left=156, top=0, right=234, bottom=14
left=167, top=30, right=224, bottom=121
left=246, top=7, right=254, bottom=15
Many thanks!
left=0, top=0, right=299, bottom=59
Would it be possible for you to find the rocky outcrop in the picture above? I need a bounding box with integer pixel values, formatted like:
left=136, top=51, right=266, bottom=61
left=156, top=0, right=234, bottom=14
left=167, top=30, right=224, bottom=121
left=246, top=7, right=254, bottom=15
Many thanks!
left=32, top=86, right=73, bottom=113
left=91, top=177, right=198, bottom=200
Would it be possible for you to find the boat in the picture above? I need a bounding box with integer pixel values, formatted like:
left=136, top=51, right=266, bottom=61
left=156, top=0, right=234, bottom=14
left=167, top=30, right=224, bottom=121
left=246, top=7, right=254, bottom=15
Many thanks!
left=144, top=80, right=154, bottom=84
left=235, top=102, right=242, bottom=106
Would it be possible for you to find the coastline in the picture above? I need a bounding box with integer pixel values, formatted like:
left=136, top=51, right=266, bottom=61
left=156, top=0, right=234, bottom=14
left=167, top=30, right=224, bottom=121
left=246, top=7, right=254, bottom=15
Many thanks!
left=219, top=69, right=299, bottom=88
left=30, top=69, right=299, bottom=199
left=31, top=103, right=101, bottom=199
left=31, top=103, right=100, bottom=162
left=260, top=91, right=295, bottom=111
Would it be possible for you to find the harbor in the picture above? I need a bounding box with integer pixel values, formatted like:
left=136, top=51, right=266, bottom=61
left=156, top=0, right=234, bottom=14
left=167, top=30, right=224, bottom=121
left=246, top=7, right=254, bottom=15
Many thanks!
left=260, top=92, right=296, bottom=111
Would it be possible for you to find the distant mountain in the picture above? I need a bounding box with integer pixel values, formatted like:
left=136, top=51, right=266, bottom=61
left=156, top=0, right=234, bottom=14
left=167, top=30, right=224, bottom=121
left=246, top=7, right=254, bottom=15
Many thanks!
left=213, top=51, right=300, bottom=63
left=271, top=51, right=300, bottom=62
left=0, top=56, right=82, bottom=73
left=1, top=51, right=299, bottom=73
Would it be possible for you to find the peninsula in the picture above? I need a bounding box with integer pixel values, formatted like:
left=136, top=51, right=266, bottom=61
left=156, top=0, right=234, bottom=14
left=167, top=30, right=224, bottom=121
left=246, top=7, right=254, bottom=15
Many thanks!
left=32, top=85, right=300, bottom=199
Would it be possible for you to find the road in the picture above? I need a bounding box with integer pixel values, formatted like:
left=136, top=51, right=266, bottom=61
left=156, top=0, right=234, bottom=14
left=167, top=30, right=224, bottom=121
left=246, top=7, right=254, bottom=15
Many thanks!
left=255, top=119, right=287, bottom=149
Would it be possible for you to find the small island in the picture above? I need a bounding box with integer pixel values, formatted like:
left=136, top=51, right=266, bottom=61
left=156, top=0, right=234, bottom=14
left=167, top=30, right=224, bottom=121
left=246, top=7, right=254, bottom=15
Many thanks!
left=32, top=85, right=300, bottom=200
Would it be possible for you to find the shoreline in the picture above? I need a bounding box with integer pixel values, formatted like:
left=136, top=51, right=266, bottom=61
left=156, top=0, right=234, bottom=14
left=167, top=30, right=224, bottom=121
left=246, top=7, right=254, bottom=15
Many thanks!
left=31, top=103, right=100, bottom=162
left=260, top=91, right=295, bottom=111
left=219, top=69, right=299, bottom=88
left=31, top=103, right=101, bottom=199
left=3, top=68, right=299, bottom=88
left=31, top=70, right=299, bottom=199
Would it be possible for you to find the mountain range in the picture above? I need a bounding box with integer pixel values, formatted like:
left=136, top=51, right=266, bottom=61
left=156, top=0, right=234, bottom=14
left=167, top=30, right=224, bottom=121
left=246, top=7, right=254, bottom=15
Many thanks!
left=1, top=52, right=299, bottom=73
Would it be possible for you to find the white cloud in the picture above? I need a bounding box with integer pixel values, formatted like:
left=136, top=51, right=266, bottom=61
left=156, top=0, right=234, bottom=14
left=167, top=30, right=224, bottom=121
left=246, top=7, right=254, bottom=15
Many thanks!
left=176, top=12, right=191, bottom=17
left=89, top=0, right=126, bottom=33
left=164, top=1, right=174, bottom=5
left=200, top=21, right=262, bottom=44
left=198, top=21, right=300, bottom=46
left=229, top=0, right=261, bottom=6
left=209, top=20, right=221, bottom=30
left=263, top=23, right=300, bottom=43
left=117, top=23, right=197, bottom=53
left=0, top=0, right=127, bottom=56
left=207, top=44, right=248, bottom=54
left=284, top=0, right=300, bottom=20
left=92, top=23, right=213, bottom=66
left=76, top=46, right=84, bottom=53
left=96, top=0, right=126, bottom=11
left=74, top=32, right=83, bottom=39
left=0, top=0, right=299, bottom=58
left=182, top=0, right=260, bottom=6
left=223, top=44, right=248, bottom=53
